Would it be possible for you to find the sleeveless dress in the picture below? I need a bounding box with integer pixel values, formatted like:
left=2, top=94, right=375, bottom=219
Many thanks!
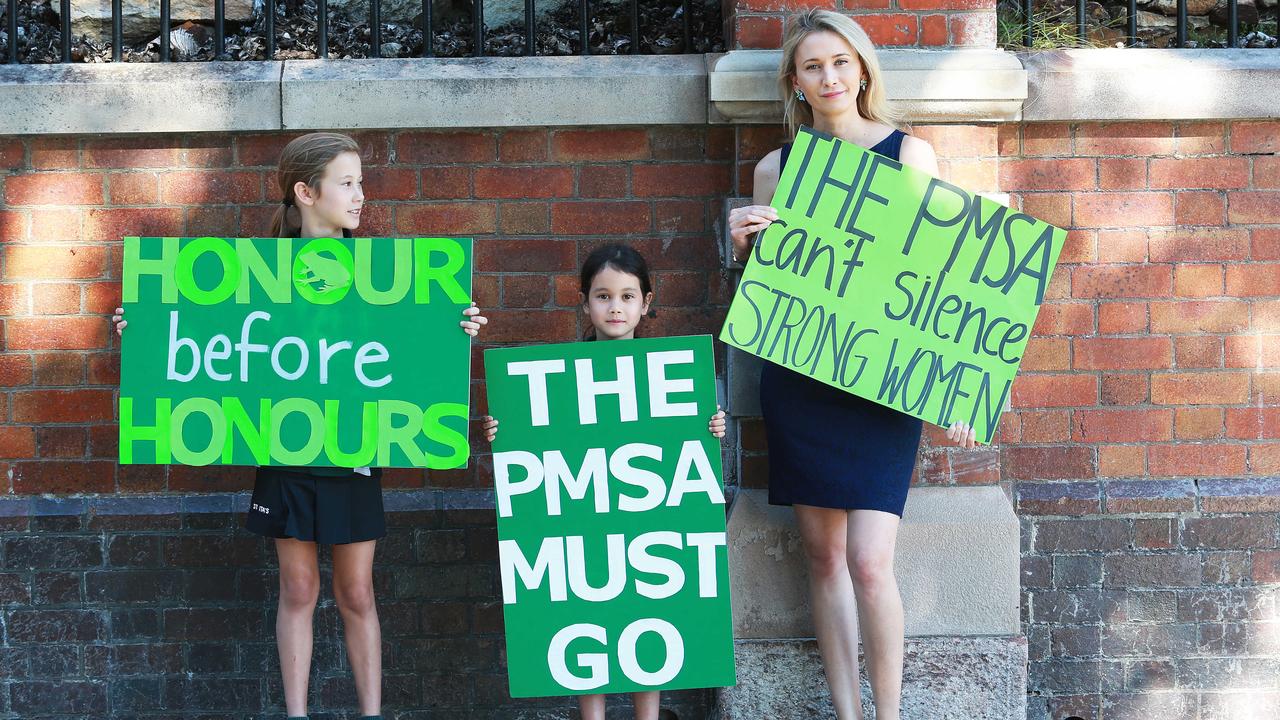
left=761, top=129, right=923, bottom=517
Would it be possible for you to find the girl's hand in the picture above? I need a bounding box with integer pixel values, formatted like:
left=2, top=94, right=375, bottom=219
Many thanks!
left=482, top=415, right=499, bottom=443
left=111, top=307, right=127, bottom=336
left=727, top=204, right=778, bottom=263
left=946, top=421, right=978, bottom=449
left=460, top=303, right=488, bottom=336
left=708, top=406, right=726, bottom=439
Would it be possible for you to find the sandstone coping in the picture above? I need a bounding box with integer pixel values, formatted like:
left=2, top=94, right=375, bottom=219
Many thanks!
left=727, top=486, right=1021, bottom=639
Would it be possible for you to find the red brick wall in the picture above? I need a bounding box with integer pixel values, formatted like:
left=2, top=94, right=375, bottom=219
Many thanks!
left=0, top=127, right=736, bottom=495
left=726, top=0, right=997, bottom=49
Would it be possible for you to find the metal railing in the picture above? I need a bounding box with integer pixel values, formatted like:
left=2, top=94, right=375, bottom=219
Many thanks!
left=3, top=0, right=709, bottom=63
left=1015, top=0, right=1274, bottom=49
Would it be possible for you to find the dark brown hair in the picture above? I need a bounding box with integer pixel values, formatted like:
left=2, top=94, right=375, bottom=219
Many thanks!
left=268, top=132, right=361, bottom=237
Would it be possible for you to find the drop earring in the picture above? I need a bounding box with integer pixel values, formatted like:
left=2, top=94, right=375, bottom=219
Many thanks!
left=860, top=78, right=868, bottom=91
left=794, top=87, right=806, bottom=102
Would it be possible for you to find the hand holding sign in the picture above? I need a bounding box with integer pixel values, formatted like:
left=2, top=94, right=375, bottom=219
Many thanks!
left=721, top=127, right=1067, bottom=444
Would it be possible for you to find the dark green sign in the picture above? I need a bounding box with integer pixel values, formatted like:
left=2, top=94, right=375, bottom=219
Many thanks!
left=722, top=127, right=1067, bottom=443
left=119, top=236, right=473, bottom=469
left=484, top=335, right=735, bottom=697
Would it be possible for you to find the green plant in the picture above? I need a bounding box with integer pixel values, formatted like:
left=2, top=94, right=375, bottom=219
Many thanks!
left=996, top=6, right=1113, bottom=49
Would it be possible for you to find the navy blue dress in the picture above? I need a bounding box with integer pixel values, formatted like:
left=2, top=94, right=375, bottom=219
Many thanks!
left=762, top=129, right=923, bottom=517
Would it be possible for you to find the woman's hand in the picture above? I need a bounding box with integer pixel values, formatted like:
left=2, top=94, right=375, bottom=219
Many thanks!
left=946, top=421, right=978, bottom=448
left=111, top=307, right=127, bottom=336
left=708, top=406, right=726, bottom=439
left=460, top=302, right=488, bottom=336
left=727, top=205, right=778, bottom=263
left=482, top=415, right=499, bottom=443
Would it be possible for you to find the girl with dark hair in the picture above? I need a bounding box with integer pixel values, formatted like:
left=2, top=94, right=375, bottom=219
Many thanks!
left=726, top=10, right=978, bottom=720
left=481, top=243, right=725, bottom=720
left=113, top=132, right=488, bottom=720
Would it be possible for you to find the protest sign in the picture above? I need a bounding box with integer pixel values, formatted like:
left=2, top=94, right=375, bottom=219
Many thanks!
left=119, top=236, right=473, bottom=469
left=484, top=335, right=735, bottom=698
left=722, top=126, right=1067, bottom=443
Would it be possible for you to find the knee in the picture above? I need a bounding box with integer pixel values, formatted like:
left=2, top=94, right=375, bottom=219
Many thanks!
left=804, top=544, right=848, bottom=583
left=279, top=569, right=320, bottom=609
left=334, top=580, right=376, bottom=617
left=848, top=548, right=894, bottom=592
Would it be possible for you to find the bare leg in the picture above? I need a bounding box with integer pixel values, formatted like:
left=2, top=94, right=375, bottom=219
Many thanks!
left=332, top=540, right=381, bottom=717
left=632, top=690, right=661, bottom=720
left=848, top=510, right=903, bottom=720
left=794, top=505, right=862, bottom=720
left=578, top=693, right=606, bottom=720
left=275, top=538, right=320, bottom=718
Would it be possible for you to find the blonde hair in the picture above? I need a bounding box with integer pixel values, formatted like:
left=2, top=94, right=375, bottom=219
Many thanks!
left=269, top=132, right=362, bottom=237
left=777, top=9, right=902, bottom=139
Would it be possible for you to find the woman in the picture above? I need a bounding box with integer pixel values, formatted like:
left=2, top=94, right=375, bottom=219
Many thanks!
left=727, top=10, right=978, bottom=720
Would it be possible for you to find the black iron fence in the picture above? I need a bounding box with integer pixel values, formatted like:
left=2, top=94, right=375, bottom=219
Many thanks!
left=1010, top=0, right=1278, bottom=49
left=2, top=0, right=720, bottom=62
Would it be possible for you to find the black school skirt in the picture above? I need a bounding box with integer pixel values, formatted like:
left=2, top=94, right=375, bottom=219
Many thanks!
left=244, top=467, right=386, bottom=545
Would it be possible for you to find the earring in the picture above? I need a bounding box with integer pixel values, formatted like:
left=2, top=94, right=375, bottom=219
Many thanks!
left=794, top=87, right=806, bottom=102
left=860, top=78, right=868, bottom=91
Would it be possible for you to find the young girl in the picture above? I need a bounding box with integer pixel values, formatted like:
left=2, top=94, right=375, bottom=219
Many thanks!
left=726, top=10, right=977, bottom=720
left=481, top=243, right=726, bottom=720
left=112, top=132, right=488, bottom=720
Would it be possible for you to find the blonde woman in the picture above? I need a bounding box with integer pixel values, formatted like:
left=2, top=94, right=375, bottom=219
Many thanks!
left=726, top=10, right=977, bottom=720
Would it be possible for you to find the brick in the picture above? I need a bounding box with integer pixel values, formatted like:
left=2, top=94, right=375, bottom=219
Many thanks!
left=1151, top=371, right=1249, bottom=405
left=847, top=14, right=917, bottom=45
left=106, top=173, right=160, bottom=205
left=159, top=171, right=261, bottom=204
left=1098, top=302, right=1147, bottom=334
left=4, top=245, right=108, bottom=281
left=30, top=137, right=79, bottom=169
left=1095, top=230, right=1145, bottom=263
left=85, top=208, right=185, bottom=242
left=396, top=203, right=496, bottom=235
left=1074, top=337, right=1171, bottom=371
left=1072, top=264, right=1171, bottom=299
left=1020, top=124, right=1071, bottom=156
left=941, top=159, right=997, bottom=191
left=1149, top=157, right=1249, bottom=190
left=1173, top=335, right=1221, bottom=368
left=12, top=460, right=115, bottom=493
left=0, top=209, right=28, bottom=241
left=1229, top=120, right=1280, bottom=154
left=1104, top=554, right=1200, bottom=588
left=502, top=275, right=550, bottom=308
left=1172, top=264, right=1223, bottom=298
left=1252, top=155, right=1280, bottom=189
left=1098, top=158, right=1146, bottom=190
left=1227, top=191, right=1280, bottom=225
left=1183, top=516, right=1276, bottom=550
left=1174, top=121, right=1225, bottom=154
left=948, top=12, right=996, bottom=46
left=1147, top=228, right=1248, bottom=262
left=31, top=282, right=81, bottom=314
left=12, top=389, right=114, bottom=423
left=1076, top=122, right=1177, bottom=156
left=0, top=354, right=33, bottom=386
left=479, top=310, right=577, bottom=343
left=35, top=353, right=85, bottom=385
left=919, top=13, right=947, bottom=45
left=1254, top=551, right=1280, bottom=583
left=1074, top=409, right=1173, bottom=442
left=1074, top=192, right=1174, bottom=228
left=360, top=167, right=417, bottom=200
left=1149, top=300, right=1247, bottom=334
left=0, top=137, right=25, bottom=168
left=474, top=239, right=576, bottom=272
left=0, top=426, right=36, bottom=459
left=551, top=129, right=649, bottom=161
left=551, top=201, right=650, bottom=235
left=1256, top=372, right=1280, bottom=403
left=1174, top=407, right=1223, bottom=440
left=38, top=426, right=87, bottom=457
left=1225, top=407, right=1280, bottom=439
left=1253, top=229, right=1280, bottom=260
left=1000, top=158, right=1096, bottom=192
left=1148, top=444, right=1246, bottom=477
left=8, top=317, right=108, bottom=350
left=1225, top=264, right=1280, bottom=297
left=1031, top=302, right=1094, bottom=336
left=1099, top=445, right=1145, bottom=477
left=1101, top=373, right=1149, bottom=405
left=5, top=172, right=104, bottom=206
left=1106, top=479, right=1195, bottom=514
left=734, top=15, right=784, bottom=49
left=910, top=125, right=998, bottom=159
left=1019, top=193, right=1071, bottom=227
left=1249, top=443, right=1280, bottom=475
left=397, top=131, right=495, bottom=163
left=654, top=200, right=706, bottom=233
left=578, top=165, right=629, bottom=198
left=498, top=129, right=547, bottom=162
left=1020, top=337, right=1069, bottom=371
left=1017, top=410, right=1071, bottom=443
left=1005, top=447, right=1096, bottom=481
left=417, top=166, right=471, bottom=199
left=1257, top=300, right=1280, bottom=332
left=474, top=167, right=573, bottom=199
left=497, top=202, right=549, bottom=235
left=1174, top=191, right=1226, bottom=226
left=82, top=137, right=189, bottom=168
left=1225, top=334, right=1280, bottom=367
left=1012, top=373, right=1097, bottom=407
left=633, top=163, right=732, bottom=197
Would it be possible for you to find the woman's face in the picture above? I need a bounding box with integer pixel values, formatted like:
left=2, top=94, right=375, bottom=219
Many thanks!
left=295, top=150, right=364, bottom=233
left=792, top=30, right=864, bottom=117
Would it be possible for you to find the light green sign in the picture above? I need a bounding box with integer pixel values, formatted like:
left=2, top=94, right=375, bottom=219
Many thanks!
left=721, top=127, right=1066, bottom=443
left=119, top=236, right=474, bottom=469
left=484, top=335, right=735, bottom=698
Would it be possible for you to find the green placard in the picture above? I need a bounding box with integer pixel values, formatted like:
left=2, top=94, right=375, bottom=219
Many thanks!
left=119, top=236, right=474, bottom=469
left=721, top=127, right=1067, bottom=444
left=484, top=335, right=735, bottom=698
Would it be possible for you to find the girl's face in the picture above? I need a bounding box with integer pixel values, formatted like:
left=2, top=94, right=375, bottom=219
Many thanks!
left=792, top=30, right=865, bottom=117
left=582, top=265, right=652, bottom=341
left=294, top=150, right=364, bottom=234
